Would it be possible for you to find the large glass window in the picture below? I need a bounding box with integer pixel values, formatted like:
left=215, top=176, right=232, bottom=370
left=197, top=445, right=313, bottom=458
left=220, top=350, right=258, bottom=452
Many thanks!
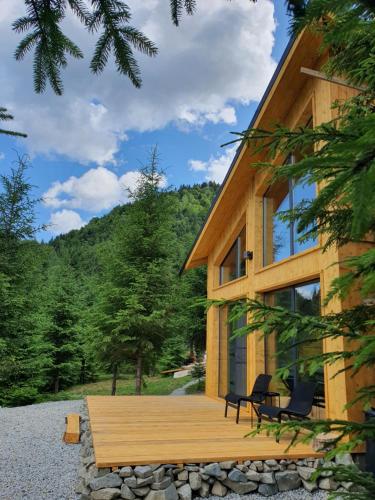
left=264, top=281, right=324, bottom=399
left=220, top=227, right=246, bottom=285
left=263, top=156, right=317, bottom=266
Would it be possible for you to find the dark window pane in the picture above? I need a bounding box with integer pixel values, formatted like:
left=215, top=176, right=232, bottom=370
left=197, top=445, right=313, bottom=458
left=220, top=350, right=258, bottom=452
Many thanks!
left=220, top=226, right=246, bottom=284
left=220, top=242, right=237, bottom=284
left=238, top=226, right=246, bottom=277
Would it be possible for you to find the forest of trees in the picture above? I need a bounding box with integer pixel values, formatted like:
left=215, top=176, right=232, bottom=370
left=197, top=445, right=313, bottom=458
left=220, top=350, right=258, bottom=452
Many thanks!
left=0, top=151, right=218, bottom=406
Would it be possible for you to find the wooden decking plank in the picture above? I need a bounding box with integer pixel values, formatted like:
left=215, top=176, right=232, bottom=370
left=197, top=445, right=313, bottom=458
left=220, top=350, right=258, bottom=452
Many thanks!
left=87, top=395, right=321, bottom=467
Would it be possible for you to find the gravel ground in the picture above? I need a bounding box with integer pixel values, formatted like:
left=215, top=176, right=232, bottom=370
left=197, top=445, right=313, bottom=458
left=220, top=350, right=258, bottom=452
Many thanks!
left=200, top=490, right=327, bottom=500
left=0, top=400, right=83, bottom=500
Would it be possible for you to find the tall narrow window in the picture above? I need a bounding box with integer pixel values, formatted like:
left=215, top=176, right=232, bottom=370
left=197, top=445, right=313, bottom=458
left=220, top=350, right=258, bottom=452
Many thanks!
left=220, top=226, right=246, bottom=285
left=263, top=156, right=316, bottom=266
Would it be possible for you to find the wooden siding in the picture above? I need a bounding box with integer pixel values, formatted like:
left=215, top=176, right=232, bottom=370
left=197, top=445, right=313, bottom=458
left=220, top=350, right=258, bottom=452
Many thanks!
left=202, top=76, right=374, bottom=421
left=86, top=395, right=322, bottom=468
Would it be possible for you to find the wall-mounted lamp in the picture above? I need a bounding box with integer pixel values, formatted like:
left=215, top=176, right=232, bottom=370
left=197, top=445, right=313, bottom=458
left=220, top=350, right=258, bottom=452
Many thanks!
left=244, top=250, right=253, bottom=261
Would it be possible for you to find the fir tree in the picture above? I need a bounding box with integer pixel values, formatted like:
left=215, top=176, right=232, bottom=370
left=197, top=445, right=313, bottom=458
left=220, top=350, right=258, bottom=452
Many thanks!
left=0, top=155, right=49, bottom=405
left=95, top=147, right=175, bottom=395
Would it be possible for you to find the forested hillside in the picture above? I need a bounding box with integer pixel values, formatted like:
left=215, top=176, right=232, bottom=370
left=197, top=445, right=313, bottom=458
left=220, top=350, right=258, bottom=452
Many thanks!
left=0, top=157, right=218, bottom=406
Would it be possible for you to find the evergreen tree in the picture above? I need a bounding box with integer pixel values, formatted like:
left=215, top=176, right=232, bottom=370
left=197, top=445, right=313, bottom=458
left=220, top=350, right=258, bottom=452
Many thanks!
left=0, top=107, right=27, bottom=137
left=0, top=156, right=49, bottom=406
left=95, top=147, right=175, bottom=395
left=43, top=257, right=81, bottom=393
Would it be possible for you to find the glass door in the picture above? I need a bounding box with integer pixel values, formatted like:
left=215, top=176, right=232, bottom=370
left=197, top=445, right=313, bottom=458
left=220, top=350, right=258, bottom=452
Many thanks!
left=228, top=310, right=247, bottom=396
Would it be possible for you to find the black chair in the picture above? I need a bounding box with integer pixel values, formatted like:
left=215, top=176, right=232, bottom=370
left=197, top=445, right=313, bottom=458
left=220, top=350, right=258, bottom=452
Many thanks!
left=224, top=374, right=272, bottom=424
left=257, top=381, right=316, bottom=441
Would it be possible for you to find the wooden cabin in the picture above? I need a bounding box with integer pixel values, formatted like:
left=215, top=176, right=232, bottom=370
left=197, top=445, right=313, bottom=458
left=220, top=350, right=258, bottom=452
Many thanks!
left=181, top=30, right=373, bottom=424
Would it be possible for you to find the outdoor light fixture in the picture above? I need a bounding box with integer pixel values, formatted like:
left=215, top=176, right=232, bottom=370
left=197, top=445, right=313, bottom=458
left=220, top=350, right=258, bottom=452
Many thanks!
left=244, top=250, right=253, bottom=260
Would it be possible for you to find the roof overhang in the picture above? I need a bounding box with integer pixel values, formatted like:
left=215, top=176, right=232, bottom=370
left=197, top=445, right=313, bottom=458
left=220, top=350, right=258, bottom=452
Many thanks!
left=181, top=29, right=322, bottom=273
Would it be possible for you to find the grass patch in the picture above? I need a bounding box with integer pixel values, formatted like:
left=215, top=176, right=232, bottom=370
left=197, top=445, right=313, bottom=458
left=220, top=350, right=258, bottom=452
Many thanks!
left=185, top=380, right=205, bottom=395
left=36, top=374, right=193, bottom=403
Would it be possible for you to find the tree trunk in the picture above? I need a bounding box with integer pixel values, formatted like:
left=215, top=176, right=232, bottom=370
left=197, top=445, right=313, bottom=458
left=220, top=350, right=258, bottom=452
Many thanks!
left=80, top=357, right=86, bottom=385
left=135, top=354, right=142, bottom=395
left=111, top=364, right=118, bottom=396
left=54, top=376, right=59, bottom=394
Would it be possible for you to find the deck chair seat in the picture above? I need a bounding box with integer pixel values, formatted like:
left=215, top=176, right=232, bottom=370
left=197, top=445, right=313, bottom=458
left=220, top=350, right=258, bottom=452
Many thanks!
left=257, top=381, right=317, bottom=441
left=224, top=374, right=272, bottom=424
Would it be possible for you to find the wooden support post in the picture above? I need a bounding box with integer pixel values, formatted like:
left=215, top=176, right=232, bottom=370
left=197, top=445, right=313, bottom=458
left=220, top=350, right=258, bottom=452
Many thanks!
left=63, top=413, right=81, bottom=444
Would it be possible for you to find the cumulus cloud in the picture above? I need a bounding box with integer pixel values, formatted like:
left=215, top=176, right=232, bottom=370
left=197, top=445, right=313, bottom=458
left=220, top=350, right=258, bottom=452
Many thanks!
left=43, top=167, right=144, bottom=212
left=49, top=209, right=86, bottom=235
left=1, top=0, right=276, bottom=164
left=189, top=145, right=238, bottom=183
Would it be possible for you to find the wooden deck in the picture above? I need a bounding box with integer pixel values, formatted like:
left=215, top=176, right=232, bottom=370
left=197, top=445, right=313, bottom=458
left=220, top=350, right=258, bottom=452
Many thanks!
left=87, top=395, right=322, bottom=468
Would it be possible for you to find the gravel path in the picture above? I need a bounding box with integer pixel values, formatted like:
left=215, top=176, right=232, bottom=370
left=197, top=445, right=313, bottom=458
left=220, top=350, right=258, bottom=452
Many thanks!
left=170, top=378, right=204, bottom=395
left=201, top=490, right=327, bottom=500
left=0, top=400, right=83, bottom=500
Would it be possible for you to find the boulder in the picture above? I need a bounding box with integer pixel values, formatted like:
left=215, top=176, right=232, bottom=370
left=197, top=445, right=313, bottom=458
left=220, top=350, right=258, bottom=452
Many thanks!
left=152, top=478, right=172, bottom=490
left=253, top=461, right=264, bottom=472
left=177, top=471, right=188, bottom=481
left=211, top=481, right=227, bottom=497
left=132, top=487, right=151, bottom=497
left=264, top=460, right=280, bottom=471
left=219, top=461, right=236, bottom=470
left=297, top=466, right=316, bottom=481
left=228, top=468, right=247, bottom=483
left=153, top=468, right=165, bottom=483
left=120, top=484, right=135, bottom=500
left=223, top=479, right=258, bottom=494
left=177, top=483, right=192, bottom=500
left=135, top=466, right=153, bottom=479
left=173, top=481, right=186, bottom=488
left=199, top=482, right=210, bottom=498
left=335, top=454, right=354, bottom=467
left=145, top=484, right=178, bottom=500
left=90, top=488, right=121, bottom=500
left=235, top=464, right=248, bottom=472
left=246, top=470, right=261, bottom=482
left=259, top=473, right=275, bottom=484
left=185, top=466, right=199, bottom=472
left=258, top=483, right=278, bottom=497
left=203, top=463, right=222, bottom=478
left=119, top=467, right=133, bottom=479
left=188, top=472, right=201, bottom=491
left=90, top=473, right=122, bottom=491
left=275, top=471, right=301, bottom=492
left=137, top=476, right=155, bottom=488
left=302, top=479, right=318, bottom=493
left=319, top=477, right=339, bottom=491
left=123, top=477, right=137, bottom=488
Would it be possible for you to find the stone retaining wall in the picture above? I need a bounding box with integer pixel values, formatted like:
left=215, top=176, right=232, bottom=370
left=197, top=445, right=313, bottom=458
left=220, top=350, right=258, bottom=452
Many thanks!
left=77, top=407, right=355, bottom=500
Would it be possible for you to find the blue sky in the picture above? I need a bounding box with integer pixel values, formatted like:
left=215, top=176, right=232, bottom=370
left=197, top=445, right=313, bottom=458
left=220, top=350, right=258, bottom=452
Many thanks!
left=0, top=1, right=290, bottom=240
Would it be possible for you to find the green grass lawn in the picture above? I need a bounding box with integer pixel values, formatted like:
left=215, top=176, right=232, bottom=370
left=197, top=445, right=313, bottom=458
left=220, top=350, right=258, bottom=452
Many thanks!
left=185, top=380, right=205, bottom=395
left=37, top=374, right=192, bottom=403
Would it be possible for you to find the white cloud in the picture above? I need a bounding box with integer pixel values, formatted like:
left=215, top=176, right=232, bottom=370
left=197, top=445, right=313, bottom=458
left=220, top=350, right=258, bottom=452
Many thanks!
left=43, top=167, right=143, bottom=212
left=0, top=0, right=276, bottom=164
left=49, top=209, right=86, bottom=234
left=189, top=145, right=237, bottom=183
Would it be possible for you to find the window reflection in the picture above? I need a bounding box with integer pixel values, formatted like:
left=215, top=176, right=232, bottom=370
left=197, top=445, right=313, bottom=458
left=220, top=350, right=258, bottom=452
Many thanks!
left=264, top=281, right=323, bottom=399
left=263, top=157, right=317, bottom=266
left=220, top=227, right=246, bottom=285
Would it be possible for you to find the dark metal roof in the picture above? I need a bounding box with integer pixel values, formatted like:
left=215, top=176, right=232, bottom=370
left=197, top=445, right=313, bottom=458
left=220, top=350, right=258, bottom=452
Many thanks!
left=179, top=35, right=296, bottom=275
